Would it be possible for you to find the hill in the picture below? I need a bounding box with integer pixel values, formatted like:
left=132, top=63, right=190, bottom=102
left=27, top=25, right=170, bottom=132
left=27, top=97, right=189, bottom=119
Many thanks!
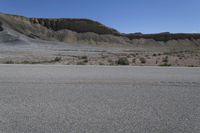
left=1, top=13, right=200, bottom=43
left=29, top=18, right=120, bottom=35
left=0, top=13, right=200, bottom=66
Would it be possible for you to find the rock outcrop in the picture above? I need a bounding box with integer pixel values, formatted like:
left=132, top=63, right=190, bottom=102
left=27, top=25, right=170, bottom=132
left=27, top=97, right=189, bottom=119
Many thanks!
left=1, top=13, right=200, bottom=45
left=29, top=18, right=120, bottom=35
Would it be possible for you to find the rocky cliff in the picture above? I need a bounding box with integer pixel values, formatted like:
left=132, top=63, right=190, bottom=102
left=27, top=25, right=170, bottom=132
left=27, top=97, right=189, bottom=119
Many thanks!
left=1, top=13, right=200, bottom=45
left=29, top=18, right=120, bottom=35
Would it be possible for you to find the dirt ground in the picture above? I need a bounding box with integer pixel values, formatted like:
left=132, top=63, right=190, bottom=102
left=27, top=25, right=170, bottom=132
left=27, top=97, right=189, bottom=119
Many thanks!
left=0, top=39, right=199, bottom=67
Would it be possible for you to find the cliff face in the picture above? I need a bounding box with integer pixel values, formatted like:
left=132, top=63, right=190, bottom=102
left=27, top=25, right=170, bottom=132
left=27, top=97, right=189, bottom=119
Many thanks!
left=29, top=18, right=120, bottom=35
left=0, top=13, right=127, bottom=44
left=1, top=13, right=200, bottom=45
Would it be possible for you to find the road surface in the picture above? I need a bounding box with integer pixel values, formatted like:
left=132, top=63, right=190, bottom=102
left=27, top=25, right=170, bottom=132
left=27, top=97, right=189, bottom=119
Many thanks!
left=0, top=65, right=200, bottom=133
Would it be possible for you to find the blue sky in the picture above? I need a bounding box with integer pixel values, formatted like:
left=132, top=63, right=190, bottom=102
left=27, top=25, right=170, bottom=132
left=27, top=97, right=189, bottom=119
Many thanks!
left=0, top=0, right=200, bottom=33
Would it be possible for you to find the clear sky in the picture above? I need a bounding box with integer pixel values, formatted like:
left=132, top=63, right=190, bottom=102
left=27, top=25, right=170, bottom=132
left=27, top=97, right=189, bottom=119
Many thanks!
left=0, top=0, right=200, bottom=33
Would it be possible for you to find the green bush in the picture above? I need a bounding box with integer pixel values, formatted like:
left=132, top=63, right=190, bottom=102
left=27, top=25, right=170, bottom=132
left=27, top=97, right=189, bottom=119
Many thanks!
left=159, top=63, right=171, bottom=67
left=116, top=58, right=129, bottom=65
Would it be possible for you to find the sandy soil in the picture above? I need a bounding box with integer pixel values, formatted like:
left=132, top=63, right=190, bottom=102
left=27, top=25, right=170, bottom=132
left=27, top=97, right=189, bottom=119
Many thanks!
left=0, top=40, right=199, bottom=67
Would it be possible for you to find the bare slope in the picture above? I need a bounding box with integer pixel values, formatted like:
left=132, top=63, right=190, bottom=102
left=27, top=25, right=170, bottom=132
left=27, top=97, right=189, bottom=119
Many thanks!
left=1, top=13, right=200, bottom=45
left=0, top=13, right=200, bottom=66
left=0, top=13, right=126, bottom=44
left=29, top=18, right=119, bottom=35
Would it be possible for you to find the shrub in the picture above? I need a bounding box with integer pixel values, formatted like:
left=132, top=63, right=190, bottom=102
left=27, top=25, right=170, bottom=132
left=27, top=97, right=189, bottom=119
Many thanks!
left=116, top=57, right=129, bottom=65
left=99, top=62, right=105, bottom=65
left=153, top=53, right=157, bottom=56
left=81, top=56, right=88, bottom=60
left=4, top=60, right=14, bottom=64
left=188, top=65, right=196, bottom=67
left=54, top=57, right=62, bottom=62
left=77, top=61, right=86, bottom=65
left=132, top=58, right=136, bottom=63
left=21, top=61, right=32, bottom=64
left=108, top=59, right=115, bottom=65
left=162, top=56, right=168, bottom=63
left=83, top=59, right=88, bottom=63
left=139, top=57, right=146, bottom=64
left=159, top=63, right=171, bottom=67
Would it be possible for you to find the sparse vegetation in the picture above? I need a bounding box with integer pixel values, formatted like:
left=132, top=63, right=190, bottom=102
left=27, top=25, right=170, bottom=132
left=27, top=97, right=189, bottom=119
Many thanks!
left=108, top=59, right=115, bottom=65
left=76, top=56, right=88, bottom=65
left=83, top=59, right=88, bottom=63
left=132, top=58, right=136, bottom=63
left=153, top=53, right=157, bottom=56
left=19, top=60, right=46, bottom=64
left=179, top=57, right=183, bottom=60
left=79, top=56, right=88, bottom=63
left=99, top=62, right=105, bottom=65
left=1, top=14, right=200, bottom=67
left=139, top=57, right=146, bottom=64
left=116, top=57, right=129, bottom=65
left=77, top=61, right=86, bottom=65
left=81, top=56, right=88, bottom=60
left=188, top=65, right=196, bottom=67
left=162, top=56, right=168, bottom=63
left=54, top=57, right=62, bottom=62
left=3, top=57, right=62, bottom=64
left=159, top=63, right=172, bottom=67
left=3, top=60, right=14, bottom=64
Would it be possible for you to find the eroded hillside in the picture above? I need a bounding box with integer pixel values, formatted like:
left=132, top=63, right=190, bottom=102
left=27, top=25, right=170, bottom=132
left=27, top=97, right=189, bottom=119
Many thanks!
left=1, top=13, right=200, bottom=44
left=0, top=13, right=125, bottom=44
left=0, top=13, right=200, bottom=66
left=29, top=18, right=120, bottom=35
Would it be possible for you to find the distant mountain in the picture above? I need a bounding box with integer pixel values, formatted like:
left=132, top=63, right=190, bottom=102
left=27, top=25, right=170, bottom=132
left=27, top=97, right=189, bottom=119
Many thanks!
left=126, top=32, right=200, bottom=42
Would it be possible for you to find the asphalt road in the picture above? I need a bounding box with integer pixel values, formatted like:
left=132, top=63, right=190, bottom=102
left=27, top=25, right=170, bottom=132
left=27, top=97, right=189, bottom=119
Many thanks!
left=0, top=65, right=200, bottom=133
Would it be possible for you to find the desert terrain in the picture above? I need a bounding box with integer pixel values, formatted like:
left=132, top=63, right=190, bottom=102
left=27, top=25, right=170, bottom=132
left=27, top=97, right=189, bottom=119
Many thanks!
left=1, top=12, right=200, bottom=133
left=0, top=13, right=200, bottom=66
